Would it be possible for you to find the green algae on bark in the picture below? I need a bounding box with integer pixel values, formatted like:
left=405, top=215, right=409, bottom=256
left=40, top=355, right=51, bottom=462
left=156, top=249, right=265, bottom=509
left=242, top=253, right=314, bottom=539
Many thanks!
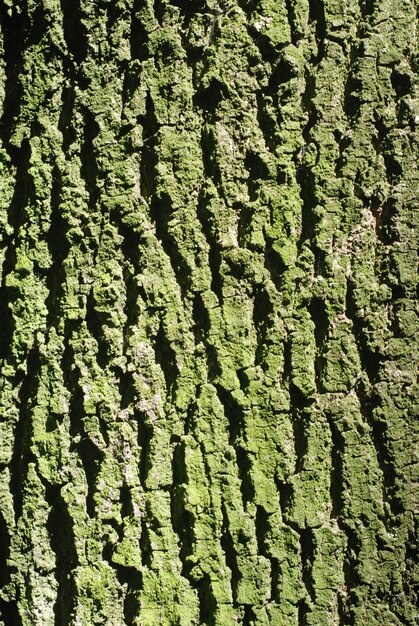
left=0, top=0, right=417, bottom=624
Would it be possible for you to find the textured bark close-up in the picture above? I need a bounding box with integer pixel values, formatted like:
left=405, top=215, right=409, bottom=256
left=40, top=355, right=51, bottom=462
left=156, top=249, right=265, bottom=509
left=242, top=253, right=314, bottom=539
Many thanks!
left=0, top=0, right=417, bottom=624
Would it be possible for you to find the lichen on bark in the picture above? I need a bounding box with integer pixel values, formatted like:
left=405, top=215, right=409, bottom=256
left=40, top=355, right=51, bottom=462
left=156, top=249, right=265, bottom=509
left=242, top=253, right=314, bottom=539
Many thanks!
left=0, top=0, right=417, bottom=625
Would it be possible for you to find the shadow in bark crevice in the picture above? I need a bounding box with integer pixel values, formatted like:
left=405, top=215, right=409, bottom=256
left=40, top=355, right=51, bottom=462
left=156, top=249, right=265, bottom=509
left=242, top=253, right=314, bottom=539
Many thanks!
left=59, top=86, right=77, bottom=152
left=130, top=0, right=150, bottom=62
left=136, top=411, right=153, bottom=486
left=341, top=525, right=362, bottom=623
left=195, top=183, right=224, bottom=304
left=308, top=0, right=326, bottom=63
left=0, top=598, right=22, bottom=626
left=80, top=109, right=100, bottom=210
left=325, top=414, right=345, bottom=521
left=0, top=510, right=12, bottom=618
left=123, top=585, right=142, bottom=626
left=295, top=155, right=318, bottom=245
left=243, top=605, right=257, bottom=625
left=297, top=598, right=311, bottom=626
left=10, top=344, right=41, bottom=521
left=0, top=2, right=26, bottom=151
left=193, top=78, right=227, bottom=114
left=103, top=551, right=142, bottom=626
left=170, top=438, right=196, bottom=577
left=85, top=291, right=110, bottom=370
left=220, top=502, right=239, bottom=603
left=153, top=317, right=179, bottom=394
left=150, top=193, right=191, bottom=297
left=356, top=380, right=401, bottom=522
left=255, top=506, right=281, bottom=603
left=0, top=138, right=32, bottom=364
left=45, top=163, right=70, bottom=330
left=215, top=386, right=255, bottom=506
left=192, top=293, right=210, bottom=345
left=139, top=92, right=159, bottom=200
left=197, top=574, right=217, bottom=626
left=283, top=340, right=313, bottom=475
left=63, top=336, right=104, bottom=518
left=77, top=436, right=103, bottom=519
left=46, top=484, right=78, bottom=626
left=252, top=286, right=274, bottom=366
left=60, top=0, right=88, bottom=64
left=300, top=528, right=315, bottom=605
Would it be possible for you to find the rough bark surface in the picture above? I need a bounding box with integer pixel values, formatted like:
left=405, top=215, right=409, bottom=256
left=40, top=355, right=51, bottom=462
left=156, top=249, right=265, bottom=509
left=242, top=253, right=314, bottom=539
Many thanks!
left=0, top=0, right=417, bottom=624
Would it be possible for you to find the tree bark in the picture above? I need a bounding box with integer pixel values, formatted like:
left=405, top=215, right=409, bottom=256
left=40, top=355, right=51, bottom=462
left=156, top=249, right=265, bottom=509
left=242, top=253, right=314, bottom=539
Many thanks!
left=0, top=0, right=417, bottom=624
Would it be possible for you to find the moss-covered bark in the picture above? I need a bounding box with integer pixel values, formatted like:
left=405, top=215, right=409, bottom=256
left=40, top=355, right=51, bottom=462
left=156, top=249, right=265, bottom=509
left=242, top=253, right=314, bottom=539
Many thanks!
left=0, top=0, right=417, bottom=624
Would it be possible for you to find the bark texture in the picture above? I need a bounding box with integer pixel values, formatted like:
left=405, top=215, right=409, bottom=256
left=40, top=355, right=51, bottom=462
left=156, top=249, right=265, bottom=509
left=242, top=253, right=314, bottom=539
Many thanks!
left=0, top=0, right=417, bottom=624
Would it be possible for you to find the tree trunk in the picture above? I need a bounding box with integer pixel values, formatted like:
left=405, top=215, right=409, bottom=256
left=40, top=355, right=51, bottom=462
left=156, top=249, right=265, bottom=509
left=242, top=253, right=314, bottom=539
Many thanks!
left=0, top=1, right=417, bottom=624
